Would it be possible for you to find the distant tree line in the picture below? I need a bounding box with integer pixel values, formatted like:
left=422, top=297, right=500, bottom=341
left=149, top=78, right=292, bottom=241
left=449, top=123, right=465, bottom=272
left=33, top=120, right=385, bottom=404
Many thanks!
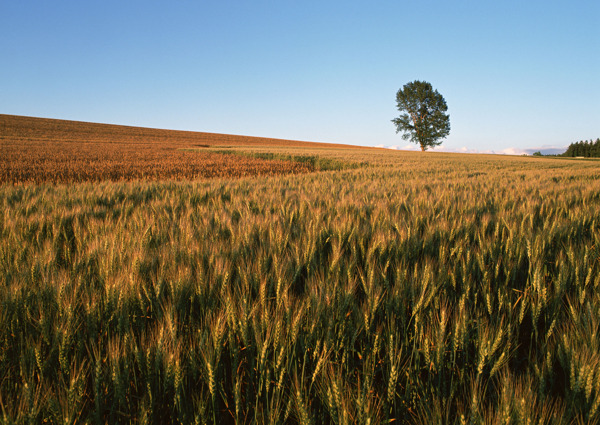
left=561, top=138, right=600, bottom=157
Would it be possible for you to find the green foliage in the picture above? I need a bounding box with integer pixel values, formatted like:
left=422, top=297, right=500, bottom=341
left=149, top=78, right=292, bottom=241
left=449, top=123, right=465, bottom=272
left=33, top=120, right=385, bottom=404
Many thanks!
left=1, top=152, right=600, bottom=423
left=562, top=138, right=600, bottom=157
left=532, top=151, right=543, bottom=156
left=392, top=80, right=451, bottom=151
left=213, top=149, right=366, bottom=171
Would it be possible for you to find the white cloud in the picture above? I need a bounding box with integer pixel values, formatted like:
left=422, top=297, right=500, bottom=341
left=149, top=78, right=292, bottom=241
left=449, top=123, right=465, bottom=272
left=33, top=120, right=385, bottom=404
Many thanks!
left=497, top=147, right=528, bottom=155
left=381, top=145, right=414, bottom=150
left=377, top=144, right=568, bottom=156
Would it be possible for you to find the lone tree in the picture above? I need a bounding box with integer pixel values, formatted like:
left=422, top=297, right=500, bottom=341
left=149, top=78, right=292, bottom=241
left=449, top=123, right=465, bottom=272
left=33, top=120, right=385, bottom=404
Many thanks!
left=392, top=80, right=450, bottom=151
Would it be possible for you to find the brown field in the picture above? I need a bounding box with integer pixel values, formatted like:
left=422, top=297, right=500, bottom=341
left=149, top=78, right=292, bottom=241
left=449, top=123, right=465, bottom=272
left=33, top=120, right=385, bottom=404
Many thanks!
left=0, top=114, right=361, bottom=183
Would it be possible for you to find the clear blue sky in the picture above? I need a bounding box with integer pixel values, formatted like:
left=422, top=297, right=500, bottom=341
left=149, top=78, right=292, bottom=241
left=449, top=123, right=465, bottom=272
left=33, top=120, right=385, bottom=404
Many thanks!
left=1, top=0, right=598, bottom=153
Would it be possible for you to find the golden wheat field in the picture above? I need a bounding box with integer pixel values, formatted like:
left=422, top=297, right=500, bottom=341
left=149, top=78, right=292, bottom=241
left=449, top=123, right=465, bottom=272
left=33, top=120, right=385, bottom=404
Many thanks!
left=1, top=115, right=600, bottom=424
left=0, top=115, right=364, bottom=184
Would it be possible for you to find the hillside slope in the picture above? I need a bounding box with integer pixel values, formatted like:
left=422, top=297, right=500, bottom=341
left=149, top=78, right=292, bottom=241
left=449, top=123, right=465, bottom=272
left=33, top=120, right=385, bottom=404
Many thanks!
left=0, top=114, right=355, bottom=148
left=0, top=114, right=364, bottom=183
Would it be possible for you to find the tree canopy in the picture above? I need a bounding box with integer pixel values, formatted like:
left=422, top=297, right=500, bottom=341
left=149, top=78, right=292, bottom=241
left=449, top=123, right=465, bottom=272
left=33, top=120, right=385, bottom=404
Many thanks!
left=562, top=138, right=600, bottom=157
left=392, top=80, right=450, bottom=151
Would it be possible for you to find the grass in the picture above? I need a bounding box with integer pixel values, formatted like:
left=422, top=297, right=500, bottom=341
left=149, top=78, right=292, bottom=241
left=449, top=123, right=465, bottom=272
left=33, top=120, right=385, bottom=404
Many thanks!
left=208, top=149, right=368, bottom=171
left=1, top=115, right=600, bottom=423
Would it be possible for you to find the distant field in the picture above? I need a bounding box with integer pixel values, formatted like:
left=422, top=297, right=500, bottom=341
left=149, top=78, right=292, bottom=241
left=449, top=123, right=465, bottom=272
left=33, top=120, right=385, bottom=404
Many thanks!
left=0, top=115, right=362, bottom=183
left=1, top=115, right=600, bottom=424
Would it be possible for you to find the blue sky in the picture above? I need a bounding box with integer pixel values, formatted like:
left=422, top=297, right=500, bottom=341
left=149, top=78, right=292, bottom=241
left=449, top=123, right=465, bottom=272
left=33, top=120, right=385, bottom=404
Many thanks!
left=1, top=1, right=598, bottom=153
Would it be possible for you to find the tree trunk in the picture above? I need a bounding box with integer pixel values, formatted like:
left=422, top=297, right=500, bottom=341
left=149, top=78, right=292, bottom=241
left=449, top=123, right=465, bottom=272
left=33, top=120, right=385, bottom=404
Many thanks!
left=421, top=145, right=425, bottom=152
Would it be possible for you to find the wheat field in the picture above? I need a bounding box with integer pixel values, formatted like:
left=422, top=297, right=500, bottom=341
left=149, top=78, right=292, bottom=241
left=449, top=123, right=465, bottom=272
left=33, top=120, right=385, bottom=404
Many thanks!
left=1, top=116, right=600, bottom=424
left=1, top=115, right=362, bottom=184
